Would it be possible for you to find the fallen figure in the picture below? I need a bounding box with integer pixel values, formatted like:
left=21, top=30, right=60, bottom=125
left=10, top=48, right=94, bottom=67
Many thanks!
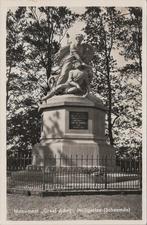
left=41, top=61, right=92, bottom=102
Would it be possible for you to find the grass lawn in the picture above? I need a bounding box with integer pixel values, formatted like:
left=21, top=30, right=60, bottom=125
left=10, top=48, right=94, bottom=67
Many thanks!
left=7, top=194, right=142, bottom=221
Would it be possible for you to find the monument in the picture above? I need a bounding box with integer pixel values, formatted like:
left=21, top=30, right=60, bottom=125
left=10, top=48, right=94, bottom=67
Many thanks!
left=32, top=34, right=116, bottom=170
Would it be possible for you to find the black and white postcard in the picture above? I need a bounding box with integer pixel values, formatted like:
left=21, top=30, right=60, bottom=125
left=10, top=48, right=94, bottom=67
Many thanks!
left=0, top=0, right=146, bottom=225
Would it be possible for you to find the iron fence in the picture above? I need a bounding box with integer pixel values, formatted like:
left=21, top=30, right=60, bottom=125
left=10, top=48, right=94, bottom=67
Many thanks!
left=7, top=154, right=142, bottom=193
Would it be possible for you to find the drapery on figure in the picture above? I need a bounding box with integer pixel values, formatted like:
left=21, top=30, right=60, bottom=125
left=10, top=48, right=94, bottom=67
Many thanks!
left=42, top=61, right=93, bottom=99
left=42, top=34, right=94, bottom=101
left=56, top=34, right=85, bottom=85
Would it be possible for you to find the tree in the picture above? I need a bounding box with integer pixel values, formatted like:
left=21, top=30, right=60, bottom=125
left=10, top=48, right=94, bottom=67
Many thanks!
left=82, top=7, right=122, bottom=145
left=7, top=7, right=78, bottom=156
left=23, top=7, right=78, bottom=89
left=114, top=7, right=142, bottom=158
left=117, top=7, right=142, bottom=72
left=112, top=65, right=142, bottom=158
left=6, top=8, right=26, bottom=102
left=82, top=7, right=142, bottom=158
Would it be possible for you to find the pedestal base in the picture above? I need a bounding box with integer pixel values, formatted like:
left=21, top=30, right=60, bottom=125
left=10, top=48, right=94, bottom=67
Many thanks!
left=32, top=95, right=116, bottom=170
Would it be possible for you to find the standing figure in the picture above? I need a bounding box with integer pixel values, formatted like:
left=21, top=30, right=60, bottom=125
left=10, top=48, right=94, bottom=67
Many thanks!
left=41, top=33, right=94, bottom=101
left=56, top=34, right=86, bottom=85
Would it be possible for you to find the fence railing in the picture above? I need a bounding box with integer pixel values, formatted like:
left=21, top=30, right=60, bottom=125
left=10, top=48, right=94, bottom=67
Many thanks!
left=7, top=154, right=142, bottom=192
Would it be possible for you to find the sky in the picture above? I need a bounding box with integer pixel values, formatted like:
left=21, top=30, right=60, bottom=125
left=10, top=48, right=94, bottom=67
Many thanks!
left=60, top=7, right=127, bottom=66
left=61, top=7, right=86, bottom=46
left=9, top=6, right=128, bottom=66
left=61, top=7, right=128, bottom=46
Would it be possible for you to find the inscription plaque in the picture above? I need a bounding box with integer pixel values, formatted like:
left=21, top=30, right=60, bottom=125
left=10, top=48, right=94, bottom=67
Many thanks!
left=69, top=111, right=88, bottom=129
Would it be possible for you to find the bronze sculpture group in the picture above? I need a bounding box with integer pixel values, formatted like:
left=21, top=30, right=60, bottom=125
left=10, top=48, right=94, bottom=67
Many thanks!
left=42, top=34, right=94, bottom=101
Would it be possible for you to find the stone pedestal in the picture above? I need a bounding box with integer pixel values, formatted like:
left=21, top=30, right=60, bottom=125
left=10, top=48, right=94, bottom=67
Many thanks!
left=32, top=94, right=116, bottom=170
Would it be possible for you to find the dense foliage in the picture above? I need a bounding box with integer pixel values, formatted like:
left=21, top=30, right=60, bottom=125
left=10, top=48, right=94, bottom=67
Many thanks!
left=82, top=7, right=142, bottom=158
left=7, top=7, right=77, bottom=156
left=7, top=7, right=142, bottom=159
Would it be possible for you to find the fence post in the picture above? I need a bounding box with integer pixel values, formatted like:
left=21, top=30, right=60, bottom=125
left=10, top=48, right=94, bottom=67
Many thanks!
left=104, top=156, right=107, bottom=189
left=139, top=157, right=142, bottom=189
left=43, top=155, right=45, bottom=191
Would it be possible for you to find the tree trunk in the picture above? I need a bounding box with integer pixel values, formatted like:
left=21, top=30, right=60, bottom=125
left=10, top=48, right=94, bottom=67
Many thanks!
left=138, top=45, right=142, bottom=73
left=6, top=64, right=12, bottom=103
left=47, top=13, right=53, bottom=81
left=105, top=55, right=114, bottom=146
